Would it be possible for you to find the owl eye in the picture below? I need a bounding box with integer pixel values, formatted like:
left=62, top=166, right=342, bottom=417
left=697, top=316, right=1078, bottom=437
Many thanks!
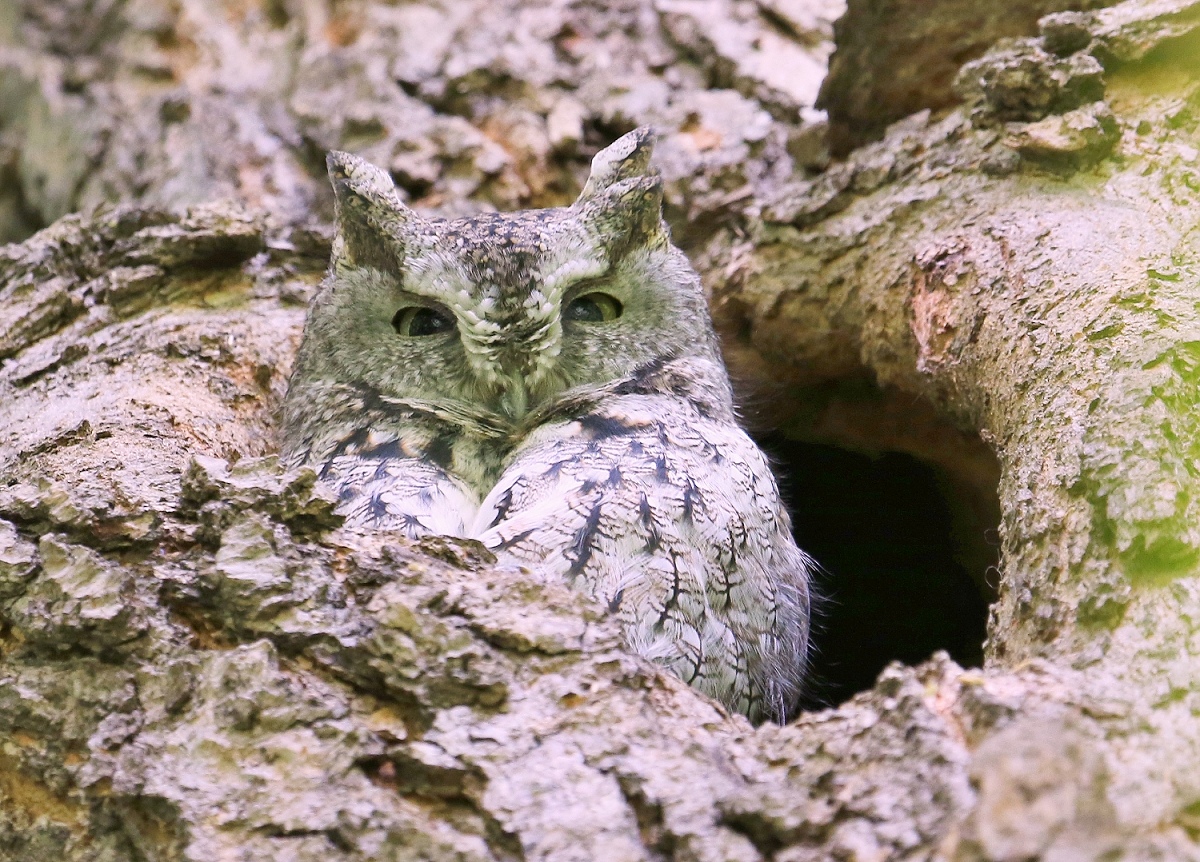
left=565, top=292, right=623, bottom=323
left=392, top=306, right=455, bottom=337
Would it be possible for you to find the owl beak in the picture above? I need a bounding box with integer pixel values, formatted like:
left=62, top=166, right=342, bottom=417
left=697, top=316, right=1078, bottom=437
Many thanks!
left=498, top=373, right=529, bottom=421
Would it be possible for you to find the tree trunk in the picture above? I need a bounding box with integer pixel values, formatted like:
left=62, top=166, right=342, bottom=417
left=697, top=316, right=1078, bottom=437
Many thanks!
left=2, top=0, right=1200, bottom=859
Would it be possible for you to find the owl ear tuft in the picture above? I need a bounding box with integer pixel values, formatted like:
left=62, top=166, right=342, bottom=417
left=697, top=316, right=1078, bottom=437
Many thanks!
left=574, top=128, right=668, bottom=255
left=577, top=173, right=668, bottom=257
left=327, top=151, right=413, bottom=272
left=576, top=127, right=657, bottom=203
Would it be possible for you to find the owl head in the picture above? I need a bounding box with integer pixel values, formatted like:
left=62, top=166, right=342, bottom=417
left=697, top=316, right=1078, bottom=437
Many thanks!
left=291, top=128, right=723, bottom=423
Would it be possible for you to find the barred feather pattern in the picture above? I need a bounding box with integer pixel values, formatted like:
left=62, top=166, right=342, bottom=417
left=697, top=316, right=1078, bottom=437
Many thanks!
left=283, top=380, right=490, bottom=540
left=286, top=357, right=811, bottom=722
left=472, top=359, right=811, bottom=723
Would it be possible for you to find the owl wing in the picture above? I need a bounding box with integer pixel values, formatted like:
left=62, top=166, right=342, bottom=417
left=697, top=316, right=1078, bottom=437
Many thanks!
left=284, top=383, right=484, bottom=539
left=321, top=453, right=478, bottom=538
left=471, top=394, right=811, bottom=722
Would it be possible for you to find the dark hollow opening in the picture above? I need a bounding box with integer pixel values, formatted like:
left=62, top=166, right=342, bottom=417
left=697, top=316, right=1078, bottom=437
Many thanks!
left=761, top=436, right=999, bottom=710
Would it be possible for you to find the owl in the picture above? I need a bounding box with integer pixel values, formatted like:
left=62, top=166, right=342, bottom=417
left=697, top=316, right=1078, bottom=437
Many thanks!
left=281, top=128, right=812, bottom=723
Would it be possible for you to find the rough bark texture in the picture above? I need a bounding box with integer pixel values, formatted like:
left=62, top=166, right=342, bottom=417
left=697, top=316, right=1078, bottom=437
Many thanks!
left=0, top=0, right=839, bottom=246
left=816, top=0, right=1123, bottom=153
left=2, top=0, right=1200, bottom=860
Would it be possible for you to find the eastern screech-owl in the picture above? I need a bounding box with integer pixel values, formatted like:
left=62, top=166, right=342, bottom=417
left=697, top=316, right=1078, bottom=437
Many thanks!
left=282, top=128, right=812, bottom=722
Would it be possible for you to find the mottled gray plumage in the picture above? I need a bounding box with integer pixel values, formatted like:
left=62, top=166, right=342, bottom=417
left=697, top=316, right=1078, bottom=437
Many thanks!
left=282, top=128, right=812, bottom=722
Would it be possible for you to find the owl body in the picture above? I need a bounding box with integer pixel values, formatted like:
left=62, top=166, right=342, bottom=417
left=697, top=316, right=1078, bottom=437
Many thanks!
left=283, top=129, right=812, bottom=722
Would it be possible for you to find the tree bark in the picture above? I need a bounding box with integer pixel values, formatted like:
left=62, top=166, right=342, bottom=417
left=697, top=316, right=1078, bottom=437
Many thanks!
left=2, top=0, right=1200, bottom=860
